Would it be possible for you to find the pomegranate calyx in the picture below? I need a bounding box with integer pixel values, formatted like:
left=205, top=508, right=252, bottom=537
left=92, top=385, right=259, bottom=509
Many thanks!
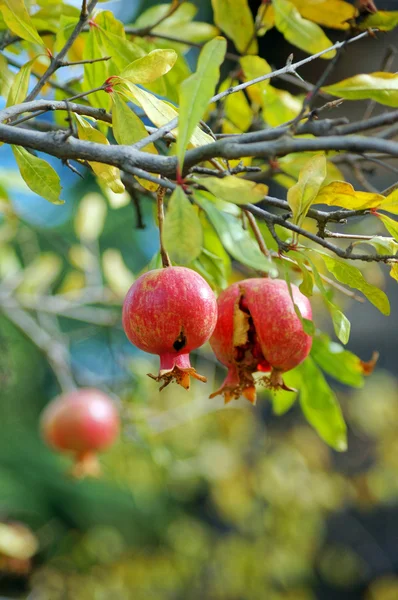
left=258, top=368, right=297, bottom=393
left=70, top=451, right=101, bottom=479
left=148, top=366, right=207, bottom=391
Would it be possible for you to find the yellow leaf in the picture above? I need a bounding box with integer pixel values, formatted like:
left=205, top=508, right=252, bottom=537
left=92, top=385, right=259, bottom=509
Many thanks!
left=376, top=213, right=398, bottom=242
left=0, top=0, right=44, bottom=46
left=6, top=57, right=38, bottom=107
left=359, top=11, right=398, bottom=31
left=381, top=188, right=398, bottom=214
left=211, top=0, right=258, bottom=54
left=314, top=181, right=384, bottom=210
left=287, top=154, right=327, bottom=233
left=74, top=115, right=125, bottom=194
left=390, top=263, right=398, bottom=282
left=57, top=270, right=86, bottom=295
left=256, top=3, right=275, bottom=36
left=262, top=86, right=303, bottom=127
left=323, top=72, right=398, bottom=107
left=102, top=248, right=134, bottom=298
left=120, top=49, right=177, bottom=84
left=74, top=192, right=107, bottom=242
left=273, top=0, right=335, bottom=59
left=290, top=0, right=356, bottom=30
left=194, top=175, right=268, bottom=205
left=111, top=92, right=159, bottom=191
left=240, top=55, right=272, bottom=106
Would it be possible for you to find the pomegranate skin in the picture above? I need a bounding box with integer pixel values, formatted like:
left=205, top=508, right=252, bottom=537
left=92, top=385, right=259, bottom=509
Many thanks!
left=122, top=267, right=217, bottom=389
left=41, top=388, right=120, bottom=477
left=210, top=278, right=312, bottom=403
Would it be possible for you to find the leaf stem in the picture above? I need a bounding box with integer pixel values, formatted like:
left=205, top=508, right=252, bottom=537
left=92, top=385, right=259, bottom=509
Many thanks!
left=157, top=187, right=171, bottom=268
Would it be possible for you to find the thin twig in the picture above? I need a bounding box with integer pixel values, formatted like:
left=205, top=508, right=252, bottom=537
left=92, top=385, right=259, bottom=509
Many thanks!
left=243, top=209, right=270, bottom=257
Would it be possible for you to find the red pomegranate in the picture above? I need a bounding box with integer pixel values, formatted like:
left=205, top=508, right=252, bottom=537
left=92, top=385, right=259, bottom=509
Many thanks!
left=122, top=267, right=217, bottom=390
left=40, top=388, right=120, bottom=477
left=210, top=278, right=312, bottom=404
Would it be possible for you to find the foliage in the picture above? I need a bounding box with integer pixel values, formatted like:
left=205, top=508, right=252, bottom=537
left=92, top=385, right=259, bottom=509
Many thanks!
left=0, top=0, right=398, bottom=596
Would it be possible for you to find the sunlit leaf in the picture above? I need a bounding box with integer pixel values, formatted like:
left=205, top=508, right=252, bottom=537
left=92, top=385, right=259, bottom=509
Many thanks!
left=74, top=193, right=107, bottom=242
left=376, top=212, right=398, bottom=242
left=177, top=37, right=226, bottom=168
left=0, top=0, right=44, bottom=46
left=6, top=57, right=37, bottom=107
left=120, top=49, right=177, bottom=84
left=256, top=3, right=275, bottom=36
left=323, top=72, right=398, bottom=107
left=193, top=190, right=277, bottom=274
left=0, top=55, right=13, bottom=99
left=17, top=253, right=62, bottom=295
left=240, top=55, right=272, bottom=107
left=298, top=357, right=347, bottom=451
left=353, top=235, right=398, bottom=256
left=163, top=187, right=203, bottom=264
left=277, top=152, right=344, bottom=190
left=211, top=0, right=258, bottom=54
left=311, top=333, right=364, bottom=388
left=194, top=175, right=268, bottom=206
left=95, top=12, right=145, bottom=73
left=12, top=146, right=63, bottom=205
left=83, top=26, right=109, bottom=110
left=390, top=263, right=398, bottom=282
left=380, top=188, right=398, bottom=214
left=111, top=92, right=159, bottom=191
left=273, top=0, right=335, bottom=59
left=314, top=181, right=384, bottom=210
left=74, top=115, right=124, bottom=194
left=102, top=248, right=134, bottom=298
left=359, top=10, right=398, bottom=31
left=287, top=154, right=327, bottom=238
left=290, top=0, right=356, bottom=30
left=317, top=251, right=390, bottom=315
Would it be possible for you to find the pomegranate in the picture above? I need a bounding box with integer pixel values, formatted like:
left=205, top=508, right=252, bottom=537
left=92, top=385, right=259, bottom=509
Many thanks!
left=122, top=267, right=217, bottom=390
left=40, top=388, right=120, bottom=477
left=209, top=278, right=312, bottom=404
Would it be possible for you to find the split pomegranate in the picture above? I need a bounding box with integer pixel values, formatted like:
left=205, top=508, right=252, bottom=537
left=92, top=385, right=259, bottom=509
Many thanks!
left=209, top=278, right=312, bottom=404
left=40, top=388, right=120, bottom=477
left=122, top=267, right=218, bottom=390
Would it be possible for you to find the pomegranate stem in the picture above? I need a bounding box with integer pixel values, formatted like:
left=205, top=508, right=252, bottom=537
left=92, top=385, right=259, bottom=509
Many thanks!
left=157, top=186, right=171, bottom=268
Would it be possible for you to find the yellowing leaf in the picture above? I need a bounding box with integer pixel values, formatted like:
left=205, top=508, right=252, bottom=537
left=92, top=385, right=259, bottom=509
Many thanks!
left=74, top=115, right=124, bottom=194
left=318, top=251, right=390, bottom=315
left=240, top=55, right=272, bottom=106
left=314, top=181, right=384, bottom=210
left=211, top=0, right=258, bottom=54
left=74, top=193, right=107, bottom=242
left=0, top=54, right=13, bottom=99
left=380, top=188, right=398, bottom=214
left=163, top=186, right=203, bottom=264
left=290, top=0, right=355, bottom=30
left=120, top=82, right=214, bottom=149
left=111, top=92, right=159, bottom=191
left=376, top=213, right=398, bottom=242
left=256, top=3, right=275, bottom=36
left=194, top=175, right=268, bottom=206
left=177, top=37, right=226, bottom=168
left=287, top=154, right=327, bottom=236
left=17, top=253, right=62, bottom=295
left=323, top=72, right=398, bottom=107
left=359, top=11, right=398, bottom=31
left=390, top=263, right=398, bottom=282
left=102, top=248, right=134, bottom=297
left=12, top=146, right=63, bottom=204
left=6, top=57, right=37, bottom=107
left=273, top=0, right=335, bottom=59
left=120, top=49, right=177, bottom=84
left=277, top=153, right=343, bottom=189
left=217, top=78, right=252, bottom=133
left=262, top=85, right=303, bottom=127
left=0, top=0, right=43, bottom=46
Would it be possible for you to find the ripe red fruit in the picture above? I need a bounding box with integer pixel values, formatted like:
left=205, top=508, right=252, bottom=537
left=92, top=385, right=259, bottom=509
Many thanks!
left=122, top=267, right=217, bottom=390
left=40, top=388, right=120, bottom=477
left=209, top=278, right=312, bottom=404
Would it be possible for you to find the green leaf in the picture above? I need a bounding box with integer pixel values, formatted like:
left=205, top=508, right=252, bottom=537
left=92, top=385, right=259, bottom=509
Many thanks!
left=120, top=49, right=177, bottom=84
left=0, top=54, right=13, bottom=99
left=298, top=357, right=347, bottom=451
left=311, top=333, right=364, bottom=388
left=176, top=37, right=226, bottom=168
left=284, top=264, right=315, bottom=335
left=95, top=11, right=145, bottom=74
left=352, top=235, right=398, bottom=257
left=314, top=180, right=384, bottom=210
left=194, top=175, right=268, bottom=206
left=74, top=114, right=124, bottom=194
left=287, top=153, right=327, bottom=240
left=359, top=11, right=398, bottom=31
left=211, top=0, right=257, bottom=54
left=304, top=252, right=351, bottom=344
left=288, top=251, right=314, bottom=297
left=6, top=57, right=36, bottom=107
left=163, top=187, right=203, bottom=265
left=273, top=0, right=335, bottom=59
left=318, top=251, right=390, bottom=315
left=193, top=190, right=277, bottom=275
left=83, top=26, right=109, bottom=110
left=377, top=213, right=398, bottom=241
left=0, top=0, right=44, bottom=46
left=271, top=368, right=300, bottom=415
left=322, top=72, right=398, bottom=107
left=12, top=146, right=63, bottom=205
